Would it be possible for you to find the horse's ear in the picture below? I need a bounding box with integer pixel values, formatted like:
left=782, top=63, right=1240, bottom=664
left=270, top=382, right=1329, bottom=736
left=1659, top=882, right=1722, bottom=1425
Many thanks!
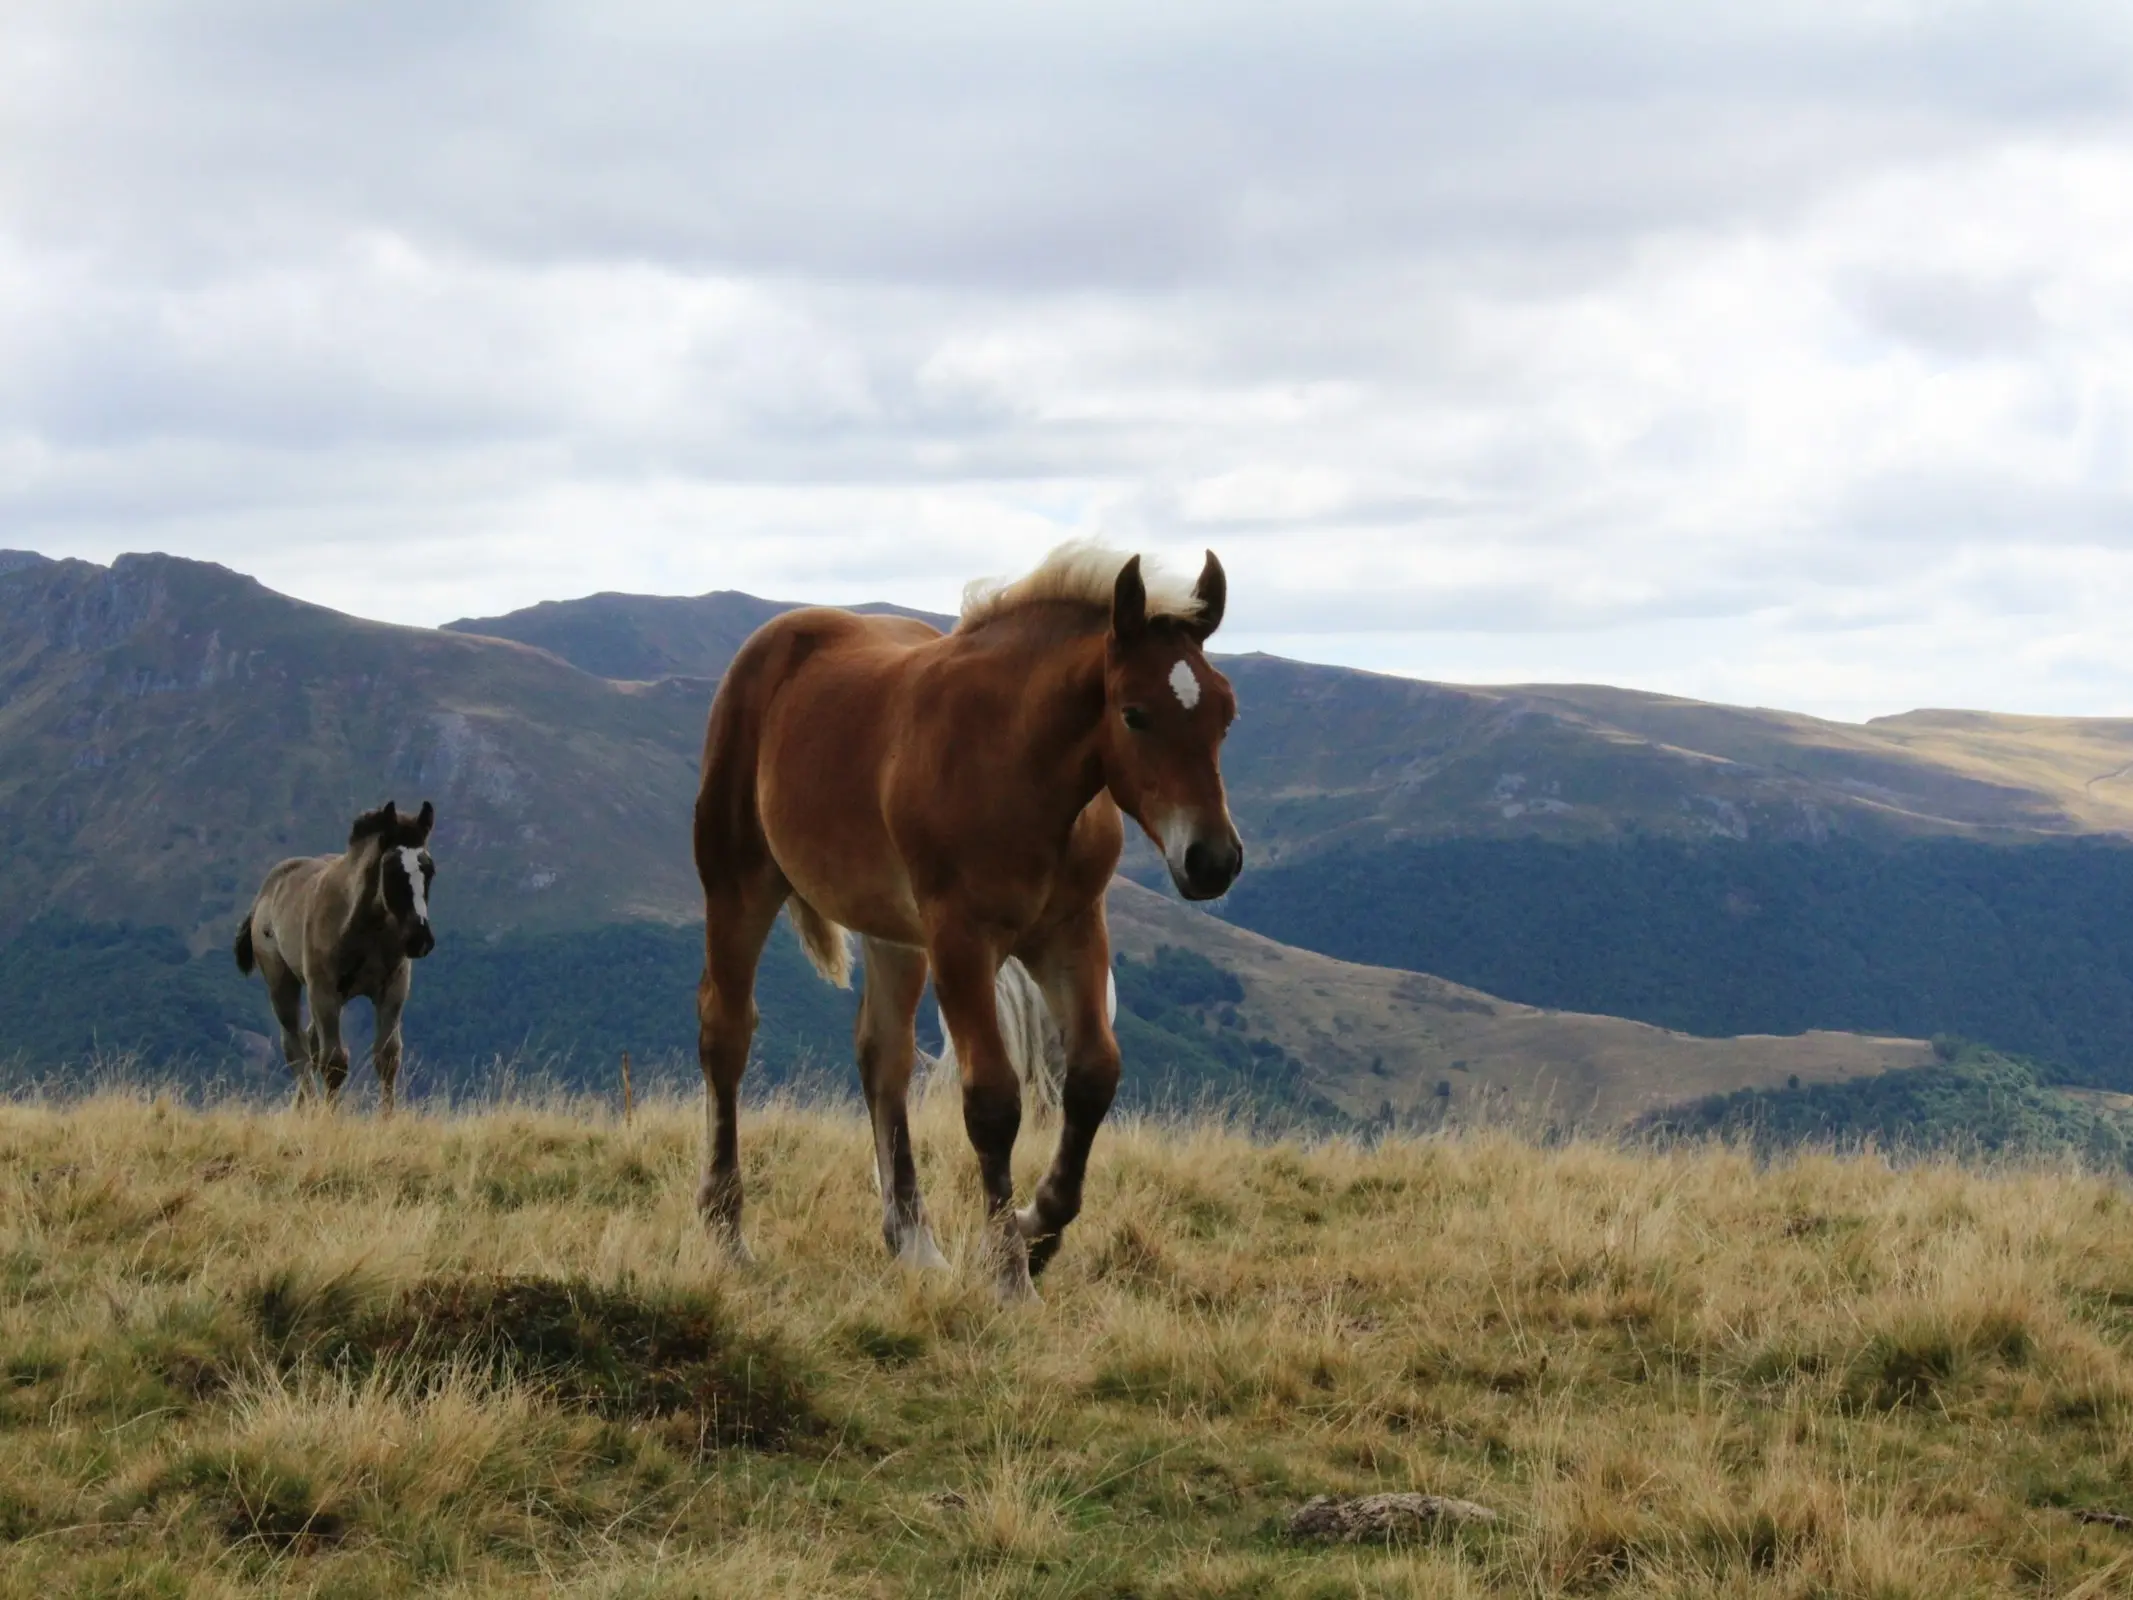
left=1111, top=555, right=1148, bottom=647
left=413, top=800, right=435, bottom=843
left=1188, top=549, right=1226, bottom=641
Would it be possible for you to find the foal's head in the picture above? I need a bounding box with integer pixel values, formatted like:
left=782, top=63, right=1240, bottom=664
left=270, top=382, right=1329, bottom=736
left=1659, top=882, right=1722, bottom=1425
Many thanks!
left=1101, top=552, right=1245, bottom=901
left=351, top=799, right=438, bottom=959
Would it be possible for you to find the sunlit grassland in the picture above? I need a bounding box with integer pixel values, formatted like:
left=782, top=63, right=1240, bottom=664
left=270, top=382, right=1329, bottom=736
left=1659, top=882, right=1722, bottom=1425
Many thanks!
left=6, top=1089, right=2133, bottom=1596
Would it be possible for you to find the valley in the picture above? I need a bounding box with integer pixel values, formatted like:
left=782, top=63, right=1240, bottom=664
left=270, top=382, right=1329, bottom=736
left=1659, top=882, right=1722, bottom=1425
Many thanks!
left=6, top=548, right=2133, bottom=1148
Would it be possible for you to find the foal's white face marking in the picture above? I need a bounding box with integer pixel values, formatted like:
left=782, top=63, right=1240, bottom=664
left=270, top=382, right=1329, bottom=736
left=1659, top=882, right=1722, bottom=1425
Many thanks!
left=1168, top=658, right=1201, bottom=711
left=398, top=847, right=429, bottom=922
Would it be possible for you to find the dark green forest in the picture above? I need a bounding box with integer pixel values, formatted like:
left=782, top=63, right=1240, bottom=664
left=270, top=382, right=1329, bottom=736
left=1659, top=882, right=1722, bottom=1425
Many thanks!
left=0, top=918, right=1328, bottom=1119
left=1220, top=836, right=2133, bottom=1089
left=1639, top=1041, right=2133, bottom=1169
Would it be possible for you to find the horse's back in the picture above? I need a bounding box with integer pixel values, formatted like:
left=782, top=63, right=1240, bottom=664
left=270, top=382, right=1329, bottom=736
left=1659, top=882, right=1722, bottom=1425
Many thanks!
left=698, top=606, right=945, bottom=935
left=246, top=853, right=336, bottom=975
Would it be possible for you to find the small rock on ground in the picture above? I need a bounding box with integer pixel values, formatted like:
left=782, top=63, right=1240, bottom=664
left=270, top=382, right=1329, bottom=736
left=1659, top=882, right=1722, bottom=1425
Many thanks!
left=1287, top=1492, right=1497, bottom=1543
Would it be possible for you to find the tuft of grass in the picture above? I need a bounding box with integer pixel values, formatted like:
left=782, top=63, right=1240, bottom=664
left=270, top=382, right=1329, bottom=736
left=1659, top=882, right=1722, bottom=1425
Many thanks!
left=245, top=1268, right=816, bottom=1445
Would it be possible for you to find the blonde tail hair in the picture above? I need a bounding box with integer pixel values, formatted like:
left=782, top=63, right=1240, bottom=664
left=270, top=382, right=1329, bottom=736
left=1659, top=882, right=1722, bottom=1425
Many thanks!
left=786, top=895, right=852, bottom=988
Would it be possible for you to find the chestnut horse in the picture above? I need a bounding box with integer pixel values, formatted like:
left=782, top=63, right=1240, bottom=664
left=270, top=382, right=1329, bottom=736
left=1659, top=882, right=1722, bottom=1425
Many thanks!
left=692, top=543, right=1243, bottom=1300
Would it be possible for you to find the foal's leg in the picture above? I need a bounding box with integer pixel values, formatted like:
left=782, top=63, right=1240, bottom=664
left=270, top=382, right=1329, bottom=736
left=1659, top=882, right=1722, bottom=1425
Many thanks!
left=1015, top=909, right=1124, bottom=1278
left=310, top=990, right=352, bottom=1106
left=266, top=970, right=315, bottom=1104
left=856, top=937, right=947, bottom=1269
left=372, top=964, right=411, bottom=1117
left=696, top=874, right=786, bottom=1265
left=930, top=929, right=1037, bottom=1302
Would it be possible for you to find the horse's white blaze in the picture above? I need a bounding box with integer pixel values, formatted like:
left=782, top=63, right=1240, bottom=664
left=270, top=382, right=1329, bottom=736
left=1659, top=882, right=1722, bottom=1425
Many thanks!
left=1169, top=658, right=1201, bottom=710
left=399, top=847, right=428, bottom=921
left=1157, top=811, right=1198, bottom=875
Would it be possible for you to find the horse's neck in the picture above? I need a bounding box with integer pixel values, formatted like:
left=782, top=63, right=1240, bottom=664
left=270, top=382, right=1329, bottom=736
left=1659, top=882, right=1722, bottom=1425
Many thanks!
left=985, top=620, right=1110, bottom=819
left=326, top=843, right=383, bottom=939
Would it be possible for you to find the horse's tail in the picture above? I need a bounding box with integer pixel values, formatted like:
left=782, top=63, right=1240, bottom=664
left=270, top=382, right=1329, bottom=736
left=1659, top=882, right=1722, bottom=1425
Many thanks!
left=787, top=896, right=852, bottom=989
left=232, top=914, right=256, bottom=976
left=923, top=958, right=1119, bottom=1113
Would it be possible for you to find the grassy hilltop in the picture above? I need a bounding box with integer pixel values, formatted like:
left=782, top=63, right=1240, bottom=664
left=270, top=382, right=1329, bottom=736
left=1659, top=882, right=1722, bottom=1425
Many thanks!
left=8, top=1094, right=2133, bottom=1596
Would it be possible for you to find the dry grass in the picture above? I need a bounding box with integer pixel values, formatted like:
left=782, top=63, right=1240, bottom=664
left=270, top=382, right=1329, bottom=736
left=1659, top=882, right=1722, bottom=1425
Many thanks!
left=6, top=1089, right=2133, bottom=1596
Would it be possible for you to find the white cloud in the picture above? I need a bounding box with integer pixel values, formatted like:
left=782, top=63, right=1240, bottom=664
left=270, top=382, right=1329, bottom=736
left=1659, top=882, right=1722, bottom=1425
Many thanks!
left=2, top=2, right=2132, bottom=718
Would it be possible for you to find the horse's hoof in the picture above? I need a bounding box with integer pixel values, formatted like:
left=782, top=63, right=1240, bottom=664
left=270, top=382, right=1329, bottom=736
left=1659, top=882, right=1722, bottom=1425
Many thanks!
left=987, top=1227, right=1041, bottom=1303
left=900, top=1228, right=951, bottom=1273
left=995, top=1264, right=1042, bottom=1305
left=1016, top=1203, right=1065, bottom=1243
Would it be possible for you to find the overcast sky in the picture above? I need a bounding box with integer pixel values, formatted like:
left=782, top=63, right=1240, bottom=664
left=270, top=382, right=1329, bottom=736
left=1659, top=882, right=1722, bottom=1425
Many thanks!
left=4, top=2, right=2130, bottom=721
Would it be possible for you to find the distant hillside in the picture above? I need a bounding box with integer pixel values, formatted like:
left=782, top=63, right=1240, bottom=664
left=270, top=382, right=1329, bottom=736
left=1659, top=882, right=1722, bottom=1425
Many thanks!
left=0, top=883, right=1928, bottom=1129
left=1208, top=660, right=2133, bottom=870
left=1107, top=881, right=1926, bottom=1127
left=450, top=585, right=2133, bottom=866
left=0, top=552, right=710, bottom=943
left=444, top=591, right=953, bottom=682
left=1217, top=834, right=2133, bottom=1090
left=5, top=548, right=2123, bottom=1115
left=1640, top=1041, right=2133, bottom=1170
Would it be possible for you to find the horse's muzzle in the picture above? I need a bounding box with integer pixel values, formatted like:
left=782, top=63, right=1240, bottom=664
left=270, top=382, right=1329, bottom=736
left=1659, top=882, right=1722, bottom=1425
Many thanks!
left=1174, top=832, right=1244, bottom=902
left=406, top=926, right=436, bottom=960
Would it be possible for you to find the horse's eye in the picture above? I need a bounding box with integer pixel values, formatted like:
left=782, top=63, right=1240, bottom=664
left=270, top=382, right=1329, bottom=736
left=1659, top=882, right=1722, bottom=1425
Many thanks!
left=1122, top=705, right=1151, bottom=732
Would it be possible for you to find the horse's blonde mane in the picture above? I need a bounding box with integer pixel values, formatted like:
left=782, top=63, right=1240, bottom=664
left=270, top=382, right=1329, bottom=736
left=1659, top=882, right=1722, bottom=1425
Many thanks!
left=958, top=541, right=1203, bottom=632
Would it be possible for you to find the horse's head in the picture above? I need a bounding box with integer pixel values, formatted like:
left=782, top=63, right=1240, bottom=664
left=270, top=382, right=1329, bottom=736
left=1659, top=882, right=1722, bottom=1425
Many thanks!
left=355, top=799, right=438, bottom=959
left=1100, top=552, right=1245, bottom=902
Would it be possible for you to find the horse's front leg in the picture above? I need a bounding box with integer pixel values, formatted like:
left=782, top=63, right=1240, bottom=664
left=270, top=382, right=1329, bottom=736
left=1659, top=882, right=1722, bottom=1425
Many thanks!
left=857, top=937, right=947, bottom=1269
left=309, top=989, right=352, bottom=1106
left=372, top=964, right=411, bottom=1117
left=1016, top=909, right=1123, bottom=1278
left=930, top=930, right=1037, bottom=1303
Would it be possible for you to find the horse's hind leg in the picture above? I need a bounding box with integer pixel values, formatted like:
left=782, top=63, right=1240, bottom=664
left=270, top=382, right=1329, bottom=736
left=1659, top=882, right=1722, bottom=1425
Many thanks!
left=1015, top=908, right=1123, bottom=1278
left=857, top=938, right=947, bottom=1270
left=695, top=871, right=786, bottom=1264
left=266, top=971, right=315, bottom=1104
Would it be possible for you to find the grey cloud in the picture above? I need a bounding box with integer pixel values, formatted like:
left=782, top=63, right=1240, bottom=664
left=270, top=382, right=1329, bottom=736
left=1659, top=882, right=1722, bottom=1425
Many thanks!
left=6, top=2, right=2133, bottom=717
left=13, top=3, right=2131, bottom=285
left=1841, top=269, right=2048, bottom=359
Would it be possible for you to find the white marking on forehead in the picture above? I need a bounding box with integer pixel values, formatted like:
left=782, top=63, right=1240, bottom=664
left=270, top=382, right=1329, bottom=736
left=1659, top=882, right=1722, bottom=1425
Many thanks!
left=398, top=846, right=429, bottom=922
left=1168, top=658, right=1202, bottom=711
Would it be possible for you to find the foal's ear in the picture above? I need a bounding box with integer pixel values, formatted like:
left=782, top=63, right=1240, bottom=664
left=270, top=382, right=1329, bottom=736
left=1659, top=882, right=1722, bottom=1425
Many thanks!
left=1111, top=555, right=1148, bottom=647
left=1188, top=549, right=1227, bottom=641
left=412, top=800, right=435, bottom=843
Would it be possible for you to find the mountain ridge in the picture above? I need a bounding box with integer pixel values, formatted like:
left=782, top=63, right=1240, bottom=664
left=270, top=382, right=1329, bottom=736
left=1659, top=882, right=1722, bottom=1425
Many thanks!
left=450, top=583, right=2133, bottom=862
left=0, top=547, right=1949, bottom=1114
left=444, top=589, right=955, bottom=683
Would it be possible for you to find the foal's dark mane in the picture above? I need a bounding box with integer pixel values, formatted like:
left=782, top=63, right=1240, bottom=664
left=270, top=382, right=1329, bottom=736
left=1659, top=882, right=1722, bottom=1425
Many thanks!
left=348, top=805, right=397, bottom=845
left=348, top=802, right=434, bottom=849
